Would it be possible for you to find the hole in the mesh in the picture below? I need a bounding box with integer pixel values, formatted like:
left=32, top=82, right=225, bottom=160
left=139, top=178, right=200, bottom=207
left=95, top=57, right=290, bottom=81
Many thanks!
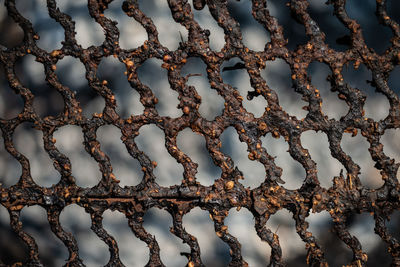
left=14, top=122, right=60, bottom=187
left=103, top=210, right=148, bottom=266
left=56, top=56, right=86, bottom=90
left=387, top=210, right=400, bottom=243
left=20, top=205, right=68, bottom=266
left=137, top=58, right=182, bottom=117
left=225, top=208, right=269, bottom=266
left=341, top=133, right=384, bottom=189
left=220, top=127, right=265, bottom=188
left=58, top=0, right=104, bottom=48
left=177, top=128, right=221, bottom=186
left=308, top=0, right=349, bottom=51
left=345, top=0, right=392, bottom=54
left=342, top=63, right=390, bottom=121
left=181, top=57, right=224, bottom=120
left=266, top=209, right=305, bottom=262
left=97, top=56, right=143, bottom=117
left=221, top=57, right=267, bottom=118
left=0, top=132, right=21, bottom=187
left=307, top=210, right=353, bottom=266
left=380, top=129, right=400, bottom=182
left=104, top=0, right=147, bottom=49
left=387, top=0, right=400, bottom=25
left=0, top=8, right=23, bottom=48
left=136, top=125, right=183, bottom=186
left=143, top=208, right=188, bottom=266
left=308, top=62, right=348, bottom=120
left=301, top=131, right=344, bottom=188
left=60, top=204, right=109, bottom=266
left=261, top=133, right=304, bottom=190
left=388, top=66, right=400, bottom=97
left=0, top=205, right=29, bottom=265
left=182, top=207, right=230, bottom=266
left=347, top=213, right=388, bottom=261
left=97, top=125, right=141, bottom=187
left=227, top=0, right=270, bottom=51
left=54, top=125, right=101, bottom=187
left=0, top=64, right=24, bottom=119
left=56, top=56, right=104, bottom=117
left=267, top=0, right=308, bottom=50
left=138, top=0, right=188, bottom=50
left=15, top=0, right=64, bottom=51
left=261, top=59, right=308, bottom=119
left=16, top=55, right=64, bottom=118
left=188, top=0, right=225, bottom=51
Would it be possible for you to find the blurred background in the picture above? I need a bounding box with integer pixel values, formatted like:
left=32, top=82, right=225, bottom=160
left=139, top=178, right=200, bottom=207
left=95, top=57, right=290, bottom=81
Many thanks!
left=0, top=0, right=400, bottom=266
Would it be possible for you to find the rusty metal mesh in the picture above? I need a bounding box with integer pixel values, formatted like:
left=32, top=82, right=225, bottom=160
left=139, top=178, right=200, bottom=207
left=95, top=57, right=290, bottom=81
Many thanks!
left=0, top=0, right=400, bottom=266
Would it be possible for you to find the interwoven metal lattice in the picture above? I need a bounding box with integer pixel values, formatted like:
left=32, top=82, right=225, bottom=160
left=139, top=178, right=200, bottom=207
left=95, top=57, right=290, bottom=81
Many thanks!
left=1, top=0, right=400, bottom=266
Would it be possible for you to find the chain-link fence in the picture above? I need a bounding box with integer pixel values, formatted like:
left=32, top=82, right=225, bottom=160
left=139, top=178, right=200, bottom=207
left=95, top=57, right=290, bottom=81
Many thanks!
left=0, top=0, right=400, bottom=266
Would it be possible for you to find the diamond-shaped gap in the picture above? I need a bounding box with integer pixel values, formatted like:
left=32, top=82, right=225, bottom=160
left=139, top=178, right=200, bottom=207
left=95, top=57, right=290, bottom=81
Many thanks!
left=307, top=0, right=350, bottom=51
left=342, top=63, right=390, bottom=121
left=60, top=204, right=109, bottom=266
left=97, top=125, right=142, bottom=187
left=20, top=206, right=68, bottom=266
left=388, top=65, right=400, bottom=96
left=54, top=125, right=101, bottom=188
left=137, top=0, right=188, bottom=50
left=15, top=0, right=64, bottom=51
left=188, top=0, right=225, bottom=51
left=97, top=56, right=143, bottom=118
left=380, top=129, right=400, bottom=182
left=102, top=210, right=148, bottom=266
left=260, top=133, right=304, bottom=190
left=137, top=58, right=182, bottom=118
left=56, top=56, right=104, bottom=118
left=345, top=0, right=392, bottom=54
left=266, top=209, right=306, bottom=263
left=15, top=55, right=64, bottom=118
left=226, top=0, right=270, bottom=51
left=220, top=127, right=265, bottom=188
left=307, top=62, right=348, bottom=120
left=267, top=0, right=309, bottom=50
left=182, top=207, right=230, bottom=266
left=136, top=125, right=183, bottom=186
left=347, top=213, right=389, bottom=265
left=177, top=128, right=221, bottom=186
left=224, top=208, right=269, bottom=266
left=57, top=0, right=104, bottom=48
left=341, top=132, right=384, bottom=189
left=0, top=64, right=24, bottom=119
left=142, top=208, right=188, bottom=266
left=14, top=122, right=60, bottom=187
left=0, top=131, right=21, bottom=187
left=181, top=57, right=224, bottom=120
left=306, top=211, right=352, bottom=266
left=300, top=131, right=344, bottom=188
left=0, top=7, right=23, bottom=48
left=103, top=0, right=147, bottom=49
left=221, top=57, right=267, bottom=118
left=0, top=205, right=29, bottom=265
left=260, top=58, right=308, bottom=119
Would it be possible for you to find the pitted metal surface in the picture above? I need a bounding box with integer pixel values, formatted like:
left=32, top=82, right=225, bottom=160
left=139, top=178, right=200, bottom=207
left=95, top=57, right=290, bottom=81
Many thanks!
left=0, top=0, right=400, bottom=266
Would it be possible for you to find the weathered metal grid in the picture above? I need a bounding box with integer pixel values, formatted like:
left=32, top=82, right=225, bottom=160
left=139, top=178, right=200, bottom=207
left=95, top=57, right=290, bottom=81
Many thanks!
left=0, top=0, right=399, bottom=266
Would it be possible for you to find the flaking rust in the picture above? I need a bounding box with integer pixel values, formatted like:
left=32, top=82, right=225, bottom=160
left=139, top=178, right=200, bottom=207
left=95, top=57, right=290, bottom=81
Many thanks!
left=0, top=0, right=400, bottom=266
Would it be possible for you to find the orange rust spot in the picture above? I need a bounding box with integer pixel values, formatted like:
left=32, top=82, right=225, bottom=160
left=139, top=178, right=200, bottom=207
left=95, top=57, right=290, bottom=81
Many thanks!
left=183, top=106, right=190, bottom=114
left=225, top=180, right=234, bottom=190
